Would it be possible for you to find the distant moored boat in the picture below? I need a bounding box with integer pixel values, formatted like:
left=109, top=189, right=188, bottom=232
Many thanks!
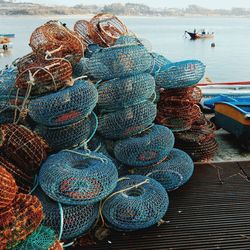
left=185, top=30, right=214, bottom=40
left=0, top=34, right=15, bottom=38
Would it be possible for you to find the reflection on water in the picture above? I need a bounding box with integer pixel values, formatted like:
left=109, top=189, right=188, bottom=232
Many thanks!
left=0, top=16, right=250, bottom=82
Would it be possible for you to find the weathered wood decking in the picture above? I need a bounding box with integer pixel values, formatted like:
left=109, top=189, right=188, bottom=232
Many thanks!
left=85, top=161, right=250, bottom=250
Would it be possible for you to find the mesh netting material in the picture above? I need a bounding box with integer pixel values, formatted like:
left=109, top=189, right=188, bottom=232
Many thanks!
left=34, top=187, right=99, bottom=240
left=113, top=125, right=175, bottom=167
left=97, top=73, right=155, bottom=111
left=29, top=79, right=98, bottom=126
left=0, top=68, right=17, bottom=96
left=156, top=101, right=202, bottom=132
left=0, top=193, right=44, bottom=249
left=131, top=149, right=194, bottom=191
left=98, top=101, right=157, bottom=140
left=36, top=113, right=97, bottom=152
left=74, top=20, right=94, bottom=46
left=175, top=136, right=218, bottom=162
left=90, top=13, right=128, bottom=46
left=0, top=124, right=48, bottom=174
left=148, top=52, right=171, bottom=76
left=12, top=225, right=57, bottom=250
left=159, top=86, right=203, bottom=104
left=102, top=175, right=169, bottom=231
left=0, top=166, right=18, bottom=208
left=39, top=150, right=118, bottom=205
left=15, top=53, right=37, bottom=73
left=73, top=57, right=90, bottom=77
left=155, top=60, right=205, bottom=89
left=0, top=156, right=34, bottom=194
left=29, top=20, right=84, bottom=63
left=15, top=58, right=73, bottom=96
left=87, top=44, right=153, bottom=80
left=174, top=115, right=216, bottom=143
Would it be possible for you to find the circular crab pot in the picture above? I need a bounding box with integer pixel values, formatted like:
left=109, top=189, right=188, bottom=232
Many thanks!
left=97, top=73, right=155, bottom=111
left=87, top=44, right=153, bottom=80
left=103, top=175, right=169, bottom=231
left=29, top=79, right=98, bottom=127
left=34, top=187, right=99, bottom=240
left=113, top=125, right=175, bottom=167
left=39, top=150, right=118, bottom=205
left=155, top=60, right=205, bottom=89
left=132, top=148, right=194, bottom=191
left=98, top=101, right=157, bottom=140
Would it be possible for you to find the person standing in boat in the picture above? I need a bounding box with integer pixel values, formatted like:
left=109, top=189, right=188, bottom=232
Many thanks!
left=194, top=28, right=197, bottom=34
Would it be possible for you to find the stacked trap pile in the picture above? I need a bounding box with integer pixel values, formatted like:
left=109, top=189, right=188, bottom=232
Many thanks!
left=155, top=59, right=218, bottom=162
left=0, top=13, right=206, bottom=249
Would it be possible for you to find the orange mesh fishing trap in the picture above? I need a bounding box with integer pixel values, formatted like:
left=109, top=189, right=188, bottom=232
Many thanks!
left=0, top=156, right=34, bottom=194
left=15, top=58, right=73, bottom=96
left=74, top=20, right=95, bottom=46
left=0, top=124, right=49, bottom=175
left=29, top=20, right=85, bottom=62
left=0, top=193, right=44, bottom=249
left=0, top=166, right=18, bottom=209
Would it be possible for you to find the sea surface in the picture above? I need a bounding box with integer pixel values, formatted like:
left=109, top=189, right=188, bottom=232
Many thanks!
left=1, top=15, right=250, bottom=82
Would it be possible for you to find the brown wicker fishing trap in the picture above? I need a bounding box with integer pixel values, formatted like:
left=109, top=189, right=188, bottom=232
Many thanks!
left=49, top=240, right=63, bottom=250
left=0, top=166, right=18, bottom=209
left=74, top=20, right=95, bottom=46
left=0, top=156, right=34, bottom=194
left=74, top=14, right=128, bottom=47
left=156, top=100, right=202, bottom=131
left=0, top=124, right=49, bottom=175
left=15, top=58, right=73, bottom=96
left=159, top=86, right=203, bottom=104
left=29, top=20, right=85, bottom=62
left=0, top=193, right=44, bottom=249
left=15, top=53, right=37, bottom=72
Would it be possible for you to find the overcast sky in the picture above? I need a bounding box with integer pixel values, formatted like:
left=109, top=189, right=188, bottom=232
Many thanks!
left=16, top=0, right=250, bottom=9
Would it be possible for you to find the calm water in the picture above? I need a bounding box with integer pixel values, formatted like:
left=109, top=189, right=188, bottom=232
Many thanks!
left=1, top=15, right=250, bottom=82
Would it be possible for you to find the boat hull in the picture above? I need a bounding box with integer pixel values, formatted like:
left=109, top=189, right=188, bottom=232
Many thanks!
left=0, top=43, right=13, bottom=50
left=186, top=31, right=214, bottom=40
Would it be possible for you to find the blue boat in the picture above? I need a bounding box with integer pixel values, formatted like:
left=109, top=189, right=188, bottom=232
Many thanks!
left=0, top=34, right=15, bottom=38
left=204, top=95, right=250, bottom=110
left=214, top=101, right=250, bottom=149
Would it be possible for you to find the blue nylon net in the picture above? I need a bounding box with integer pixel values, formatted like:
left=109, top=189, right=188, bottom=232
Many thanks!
left=148, top=52, right=172, bottom=76
left=98, top=101, right=157, bottom=140
left=73, top=57, right=90, bottom=78
left=0, top=68, right=17, bottom=96
left=36, top=113, right=97, bottom=152
left=34, top=188, right=99, bottom=240
left=12, top=225, right=57, bottom=250
left=155, top=60, right=205, bottom=89
left=97, top=73, right=155, bottom=111
left=38, top=150, right=118, bottom=205
left=132, top=148, right=194, bottom=191
left=87, top=44, right=153, bottom=80
left=113, top=125, right=175, bottom=167
left=29, top=80, right=98, bottom=127
left=103, top=175, right=169, bottom=231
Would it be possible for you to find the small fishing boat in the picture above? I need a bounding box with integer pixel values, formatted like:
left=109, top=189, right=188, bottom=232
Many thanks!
left=214, top=101, right=250, bottom=149
left=185, top=30, right=214, bottom=40
left=0, top=34, right=15, bottom=38
left=0, top=36, right=13, bottom=50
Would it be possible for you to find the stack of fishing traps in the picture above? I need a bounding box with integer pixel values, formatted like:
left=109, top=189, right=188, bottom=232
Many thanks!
left=0, top=13, right=215, bottom=249
left=155, top=60, right=218, bottom=162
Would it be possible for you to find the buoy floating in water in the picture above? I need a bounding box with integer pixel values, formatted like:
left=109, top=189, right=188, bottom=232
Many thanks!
left=211, top=43, right=215, bottom=48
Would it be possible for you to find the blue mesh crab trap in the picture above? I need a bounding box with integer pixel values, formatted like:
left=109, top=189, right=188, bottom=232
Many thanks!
left=155, top=60, right=205, bottom=89
left=73, top=57, right=90, bottom=78
left=39, top=149, right=118, bottom=205
left=148, top=52, right=172, bottom=76
left=133, top=148, right=194, bottom=191
left=97, top=73, right=155, bottom=111
left=29, top=79, right=98, bottom=127
left=87, top=44, right=153, bottom=80
left=113, top=125, right=175, bottom=167
left=102, top=175, right=169, bottom=231
left=0, top=68, right=17, bottom=96
left=36, top=113, right=97, bottom=151
left=98, top=101, right=157, bottom=140
left=34, top=187, right=99, bottom=240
